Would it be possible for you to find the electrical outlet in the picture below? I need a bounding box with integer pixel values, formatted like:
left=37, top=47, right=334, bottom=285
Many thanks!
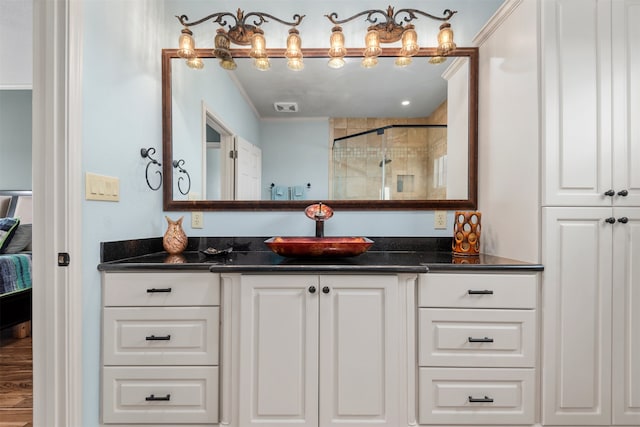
left=192, top=212, right=204, bottom=229
left=434, top=211, right=447, bottom=229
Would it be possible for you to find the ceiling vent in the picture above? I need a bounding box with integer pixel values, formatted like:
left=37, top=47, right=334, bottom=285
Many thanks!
left=274, top=102, right=299, bottom=113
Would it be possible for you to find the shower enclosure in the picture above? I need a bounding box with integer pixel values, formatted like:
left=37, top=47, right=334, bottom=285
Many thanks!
left=330, top=124, right=447, bottom=200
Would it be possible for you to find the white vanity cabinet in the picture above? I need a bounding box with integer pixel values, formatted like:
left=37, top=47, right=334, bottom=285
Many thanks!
left=232, top=273, right=403, bottom=427
left=417, top=272, right=538, bottom=425
left=101, top=272, right=220, bottom=425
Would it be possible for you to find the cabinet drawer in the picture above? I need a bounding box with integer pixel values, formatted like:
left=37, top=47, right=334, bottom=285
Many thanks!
left=418, top=273, right=537, bottom=309
left=418, top=367, right=535, bottom=425
left=102, top=366, right=218, bottom=424
left=103, top=272, right=220, bottom=307
left=103, top=307, right=219, bottom=366
left=418, top=308, right=535, bottom=367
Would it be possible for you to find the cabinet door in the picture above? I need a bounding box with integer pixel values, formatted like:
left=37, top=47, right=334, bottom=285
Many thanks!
left=542, top=207, right=613, bottom=425
left=542, top=0, right=613, bottom=206
left=318, top=275, right=398, bottom=427
left=239, top=275, right=319, bottom=427
left=612, top=1, right=640, bottom=206
left=612, top=208, right=640, bottom=424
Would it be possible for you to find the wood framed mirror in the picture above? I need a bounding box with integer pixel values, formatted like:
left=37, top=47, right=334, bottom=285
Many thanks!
left=162, top=47, right=477, bottom=210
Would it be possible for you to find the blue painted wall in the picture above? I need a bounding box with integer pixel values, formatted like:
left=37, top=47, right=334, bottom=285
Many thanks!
left=0, top=90, right=32, bottom=190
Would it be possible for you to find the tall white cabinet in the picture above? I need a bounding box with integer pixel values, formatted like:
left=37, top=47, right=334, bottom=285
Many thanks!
left=235, top=274, right=402, bottom=427
left=541, top=0, right=640, bottom=425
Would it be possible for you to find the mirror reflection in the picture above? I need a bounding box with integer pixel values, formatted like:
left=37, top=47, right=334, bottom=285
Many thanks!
left=163, top=48, right=478, bottom=210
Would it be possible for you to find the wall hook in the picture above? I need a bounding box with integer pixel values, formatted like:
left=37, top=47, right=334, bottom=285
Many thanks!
left=172, top=159, right=191, bottom=195
left=140, top=147, right=162, bottom=191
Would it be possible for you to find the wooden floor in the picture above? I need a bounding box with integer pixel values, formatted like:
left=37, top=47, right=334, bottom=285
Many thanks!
left=0, top=329, right=32, bottom=427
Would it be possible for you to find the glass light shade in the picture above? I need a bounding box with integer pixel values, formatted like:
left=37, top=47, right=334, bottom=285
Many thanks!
left=254, top=57, right=270, bottom=71
left=328, top=26, right=347, bottom=58
left=287, top=57, right=304, bottom=71
left=285, top=28, right=302, bottom=59
left=361, top=55, right=378, bottom=68
left=428, top=56, right=446, bottom=65
left=328, top=57, right=345, bottom=69
left=250, top=30, right=267, bottom=59
left=213, top=29, right=232, bottom=60
left=363, top=29, right=382, bottom=57
left=437, top=22, right=456, bottom=56
left=177, top=28, right=196, bottom=59
left=219, top=57, right=237, bottom=70
left=394, top=56, right=412, bottom=67
left=186, top=56, right=204, bottom=69
left=400, top=25, right=419, bottom=57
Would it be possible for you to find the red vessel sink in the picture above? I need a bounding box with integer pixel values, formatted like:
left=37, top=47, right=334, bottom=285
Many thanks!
left=264, top=236, right=374, bottom=258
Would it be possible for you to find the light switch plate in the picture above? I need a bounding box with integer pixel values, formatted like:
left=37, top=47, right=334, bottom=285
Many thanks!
left=85, top=172, right=119, bottom=201
left=434, top=211, right=447, bottom=229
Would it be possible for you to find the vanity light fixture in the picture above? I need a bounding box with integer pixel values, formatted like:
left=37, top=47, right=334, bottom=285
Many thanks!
left=325, top=6, right=457, bottom=68
left=175, top=9, right=305, bottom=71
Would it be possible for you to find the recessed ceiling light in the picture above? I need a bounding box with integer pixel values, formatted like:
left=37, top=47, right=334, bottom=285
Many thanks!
left=401, top=100, right=410, bottom=106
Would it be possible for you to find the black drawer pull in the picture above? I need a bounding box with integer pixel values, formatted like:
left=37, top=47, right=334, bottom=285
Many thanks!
left=145, top=394, right=171, bottom=401
left=468, top=289, right=493, bottom=295
left=468, top=336, right=494, bottom=343
left=146, top=334, right=171, bottom=341
left=469, top=395, right=494, bottom=403
left=147, top=287, right=172, bottom=293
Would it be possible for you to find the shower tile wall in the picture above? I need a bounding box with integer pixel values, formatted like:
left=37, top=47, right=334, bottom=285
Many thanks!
left=330, top=101, right=447, bottom=200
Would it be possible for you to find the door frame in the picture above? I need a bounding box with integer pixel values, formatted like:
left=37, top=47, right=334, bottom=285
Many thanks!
left=32, top=0, right=83, bottom=425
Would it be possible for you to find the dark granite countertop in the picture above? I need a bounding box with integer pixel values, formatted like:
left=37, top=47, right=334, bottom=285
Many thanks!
left=98, top=237, right=543, bottom=273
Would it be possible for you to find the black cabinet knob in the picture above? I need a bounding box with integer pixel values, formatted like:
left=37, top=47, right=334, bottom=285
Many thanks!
left=604, top=189, right=616, bottom=197
left=322, top=286, right=330, bottom=294
left=309, top=286, right=316, bottom=294
left=605, top=217, right=616, bottom=224
left=618, top=217, right=629, bottom=224
left=618, top=189, right=629, bottom=197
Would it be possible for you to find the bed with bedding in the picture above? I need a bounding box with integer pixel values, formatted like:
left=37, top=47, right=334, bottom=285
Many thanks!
left=0, top=190, right=33, bottom=331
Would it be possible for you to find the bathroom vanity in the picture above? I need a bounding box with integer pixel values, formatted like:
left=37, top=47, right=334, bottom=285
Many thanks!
left=98, top=237, right=542, bottom=427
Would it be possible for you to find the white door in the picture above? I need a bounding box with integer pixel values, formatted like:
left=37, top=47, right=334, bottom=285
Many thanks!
left=239, top=275, right=319, bottom=427
left=612, top=207, right=640, bottom=424
left=318, top=275, right=398, bottom=427
left=235, top=136, right=262, bottom=200
left=542, top=207, right=613, bottom=425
